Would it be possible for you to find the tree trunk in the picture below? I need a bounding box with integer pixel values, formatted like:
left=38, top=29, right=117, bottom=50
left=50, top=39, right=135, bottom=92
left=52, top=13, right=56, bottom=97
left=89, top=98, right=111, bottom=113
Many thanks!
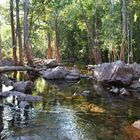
left=93, top=0, right=102, bottom=64
left=120, top=0, right=127, bottom=62
left=79, top=0, right=94, bottom=63
left=47, top=32, right=52, bottom=59
left=113, top=48, right=118, bottom=62
left=110, top=0, right=116, bottom=62
left=10, top=0, right=18, bottom=65
left=129, top=7, right=133, bottom=63
left=54, top=18, right=61, bottom=63
left=24, top=0, right=34, bottom=66
left=0, top=12, right=2, bottom=65
left=16, top=0, right=23, bottom=65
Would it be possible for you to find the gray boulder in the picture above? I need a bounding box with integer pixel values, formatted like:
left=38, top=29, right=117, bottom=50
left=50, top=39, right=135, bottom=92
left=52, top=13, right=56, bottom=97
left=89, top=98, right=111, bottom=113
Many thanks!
left=41, top=66, right=69, bottom=80
left=94, top=61, right=134, bottom=86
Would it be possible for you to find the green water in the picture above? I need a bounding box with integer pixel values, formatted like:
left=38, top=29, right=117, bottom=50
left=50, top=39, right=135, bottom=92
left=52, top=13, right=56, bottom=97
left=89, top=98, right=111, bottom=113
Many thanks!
left=0, top=74, right=140, bottom=140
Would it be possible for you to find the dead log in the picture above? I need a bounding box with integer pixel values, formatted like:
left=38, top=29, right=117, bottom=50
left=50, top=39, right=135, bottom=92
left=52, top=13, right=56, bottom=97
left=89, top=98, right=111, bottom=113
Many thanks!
left=0, top=66, right=39, bottom=73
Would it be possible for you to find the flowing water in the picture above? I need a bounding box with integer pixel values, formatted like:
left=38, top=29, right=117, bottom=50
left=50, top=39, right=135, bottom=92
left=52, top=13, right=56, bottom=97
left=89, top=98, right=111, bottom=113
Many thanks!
left=0, top=72, right=140, bottom=140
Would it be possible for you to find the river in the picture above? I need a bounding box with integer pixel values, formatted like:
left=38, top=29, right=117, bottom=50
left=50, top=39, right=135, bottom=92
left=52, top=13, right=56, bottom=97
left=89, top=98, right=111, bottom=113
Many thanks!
left=0, top=72, right=140, bottom=140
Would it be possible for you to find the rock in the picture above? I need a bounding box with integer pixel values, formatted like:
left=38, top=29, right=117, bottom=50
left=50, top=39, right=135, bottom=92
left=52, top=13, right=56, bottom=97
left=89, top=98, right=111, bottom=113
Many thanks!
left=130, top=63, right=140, bottom=79
left=65, top=68, right=80, bottom=81
left=87, top=65, right=95, bottom=70
left=133, top=120, right=140, bottom=130
left=120, top=88, right=130, bottom=96
left=124, top=124, right=140, bottom=140
left=0, top=74, right=13, bottom=86
left=41, top=66, right=69, bottom=80
left=19, top=101, right=29, bottom=108
left=13, top=81, right=34, bottom=93
left=1, top=58, right=15, bottom=66
left=9, top=91, right=26, bottom=97
left=17, top=95, right=42, bottom=102
left=0, top=91, right=10, bottom=97
left=65, top=74, right=80, bottom=81
left=2, top=84, right=13, bottom=92
left=81, top=90, right=93, bottom=99
left=110, top=86, right=119, bottom=94
left=94, top=61, right=134, bottom=86
left=44, top=59, right=58, bottom=67
left=72, top=92, right=79, bottom=97
left=80, top=74, right=89, bottom=79
left=130, top=81, right=140, bottom=89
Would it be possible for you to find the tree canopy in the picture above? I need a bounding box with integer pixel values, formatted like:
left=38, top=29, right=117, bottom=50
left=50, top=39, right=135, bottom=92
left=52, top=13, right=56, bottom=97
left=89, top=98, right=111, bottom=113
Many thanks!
left=0, top=0, right=140, bottom=65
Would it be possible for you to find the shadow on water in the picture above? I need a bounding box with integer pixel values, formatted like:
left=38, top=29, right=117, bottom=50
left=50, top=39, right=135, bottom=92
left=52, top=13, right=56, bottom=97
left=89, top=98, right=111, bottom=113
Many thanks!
left=0, top=72, right=140, bottom=140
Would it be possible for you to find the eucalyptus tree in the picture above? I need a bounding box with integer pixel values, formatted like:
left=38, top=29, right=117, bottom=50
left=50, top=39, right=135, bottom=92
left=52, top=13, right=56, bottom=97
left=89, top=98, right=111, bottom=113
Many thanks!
left=16, top=0, right=23, bottom=65
left=24, top=0, right=34, bottom=66
left=120, top=0, right=127, bottom=62
left=10, top=0, right=18, bottom=65
left=0, top=10, right=2, bottom=65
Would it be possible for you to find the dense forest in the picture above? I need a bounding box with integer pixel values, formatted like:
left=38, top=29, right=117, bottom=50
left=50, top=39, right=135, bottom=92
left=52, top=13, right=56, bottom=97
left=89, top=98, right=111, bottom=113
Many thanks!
left=0, top=0, right=140, bottom=65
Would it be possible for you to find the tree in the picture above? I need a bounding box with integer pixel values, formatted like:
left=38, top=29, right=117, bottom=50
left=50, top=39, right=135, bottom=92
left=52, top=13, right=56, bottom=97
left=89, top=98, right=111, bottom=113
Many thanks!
left=16, top=0, right=23, bottom=65
left=24, top=0, right=34, bottom=66
left=10, top=0, right=18, bottom=65
left=47, top=32, right=52, bottom=59
left=0, top=11, right=2, bottom=65
left=120, top=0, right=127, bottom=62
left=54, top=10, right=61, bottom=63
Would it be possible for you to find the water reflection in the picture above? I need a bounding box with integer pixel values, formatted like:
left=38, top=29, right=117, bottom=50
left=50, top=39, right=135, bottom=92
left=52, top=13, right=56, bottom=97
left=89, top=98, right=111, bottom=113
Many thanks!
left=0, top=72, right=140, bottom=140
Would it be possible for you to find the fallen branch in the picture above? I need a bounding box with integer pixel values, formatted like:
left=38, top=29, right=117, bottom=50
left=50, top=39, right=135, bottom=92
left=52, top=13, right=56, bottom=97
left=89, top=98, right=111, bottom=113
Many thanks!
left=0, top=66, right=39, bottom=73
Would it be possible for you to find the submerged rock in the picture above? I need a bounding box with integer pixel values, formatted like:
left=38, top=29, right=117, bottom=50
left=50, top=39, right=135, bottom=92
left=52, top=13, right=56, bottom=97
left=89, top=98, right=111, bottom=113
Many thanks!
left=94, top=61, right=134, bottom=86
left=120, top=88, right=130, bottom=96
left=81, top=90, right=93, bottom=99
left=17, top=95, right=42, bottom=102
left=19, top=101, right=29, bottom=108
left=109, top=86, right=119, bottom=94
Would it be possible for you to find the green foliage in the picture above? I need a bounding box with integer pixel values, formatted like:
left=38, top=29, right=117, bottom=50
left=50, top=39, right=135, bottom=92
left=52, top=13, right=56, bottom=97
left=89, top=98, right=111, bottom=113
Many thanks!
left=1, top=0, right=140, bottom=62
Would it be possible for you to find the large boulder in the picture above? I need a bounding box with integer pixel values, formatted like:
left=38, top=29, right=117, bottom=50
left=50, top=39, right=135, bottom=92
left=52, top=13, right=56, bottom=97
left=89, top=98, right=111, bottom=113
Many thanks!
left=130, top=63, right=140, bottom=79
left=41, top=66, right=69, bottom=80
left=94, top=61, right=134, bottom=86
